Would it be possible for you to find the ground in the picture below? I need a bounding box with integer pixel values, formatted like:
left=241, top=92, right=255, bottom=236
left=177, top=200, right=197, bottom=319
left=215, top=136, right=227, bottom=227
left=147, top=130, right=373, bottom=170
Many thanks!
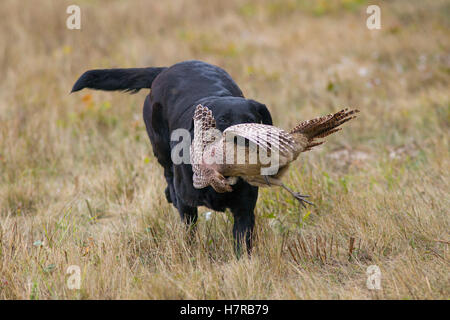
left=0, top=0, right=448, bottom=299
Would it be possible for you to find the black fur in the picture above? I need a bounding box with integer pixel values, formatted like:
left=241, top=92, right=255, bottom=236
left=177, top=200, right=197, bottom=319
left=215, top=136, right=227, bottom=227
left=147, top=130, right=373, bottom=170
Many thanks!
left=71, top=67, right=167, bottom=93
left=72, top=60, right=273, bottom=255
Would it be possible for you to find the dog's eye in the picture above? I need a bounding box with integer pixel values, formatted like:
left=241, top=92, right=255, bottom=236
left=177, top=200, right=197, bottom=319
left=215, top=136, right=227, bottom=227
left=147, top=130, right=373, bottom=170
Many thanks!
left=217, top=116, right=229, bottom=124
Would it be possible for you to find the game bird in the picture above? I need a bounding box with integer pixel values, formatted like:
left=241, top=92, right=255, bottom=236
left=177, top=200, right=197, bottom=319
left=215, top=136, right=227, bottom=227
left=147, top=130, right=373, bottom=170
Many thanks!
left=191, top=104, right=359, bottom=207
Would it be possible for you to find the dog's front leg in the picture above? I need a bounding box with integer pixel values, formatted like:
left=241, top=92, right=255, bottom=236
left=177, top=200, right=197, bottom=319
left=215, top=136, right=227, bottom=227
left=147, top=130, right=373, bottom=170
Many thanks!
left=230, top=206, right=255, bottom=258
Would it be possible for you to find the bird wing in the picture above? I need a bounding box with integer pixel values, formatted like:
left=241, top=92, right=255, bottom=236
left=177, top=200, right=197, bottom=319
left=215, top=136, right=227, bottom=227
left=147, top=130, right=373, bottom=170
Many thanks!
left=223, top=123, right=296, bottom=155
left=193, top=104, right=216, bottom=133
left=191, top=104, right=219, bottom=189
left=193, top=172, right=211, bottom=189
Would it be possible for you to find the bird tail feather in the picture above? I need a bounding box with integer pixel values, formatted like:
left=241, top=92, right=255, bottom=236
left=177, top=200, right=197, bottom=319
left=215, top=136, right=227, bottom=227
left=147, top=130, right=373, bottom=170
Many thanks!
left=290, top=108, right=359, bottom=151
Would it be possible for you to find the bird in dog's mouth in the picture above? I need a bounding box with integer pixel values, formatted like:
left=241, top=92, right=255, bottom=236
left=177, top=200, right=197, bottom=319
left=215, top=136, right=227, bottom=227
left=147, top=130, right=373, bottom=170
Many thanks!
left=191, top=104, right=359, bottom=208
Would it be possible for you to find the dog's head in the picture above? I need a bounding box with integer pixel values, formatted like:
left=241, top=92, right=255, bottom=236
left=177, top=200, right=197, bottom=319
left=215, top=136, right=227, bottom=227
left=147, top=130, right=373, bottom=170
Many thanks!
left=194, top=96, right=272, bottom=132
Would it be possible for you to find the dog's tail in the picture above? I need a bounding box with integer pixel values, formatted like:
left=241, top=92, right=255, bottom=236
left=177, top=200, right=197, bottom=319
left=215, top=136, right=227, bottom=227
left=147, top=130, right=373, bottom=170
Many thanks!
left=71, top=67, right=167, bottom=94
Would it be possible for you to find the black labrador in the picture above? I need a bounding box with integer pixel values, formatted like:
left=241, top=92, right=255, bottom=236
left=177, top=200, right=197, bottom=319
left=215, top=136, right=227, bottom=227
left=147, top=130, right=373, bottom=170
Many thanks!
left=72, top=60, right=273, bottom=255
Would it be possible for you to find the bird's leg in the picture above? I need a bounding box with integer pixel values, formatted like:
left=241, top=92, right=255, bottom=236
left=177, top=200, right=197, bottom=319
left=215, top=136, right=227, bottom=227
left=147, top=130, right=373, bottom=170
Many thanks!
left=263, top=175, right=271, bottom=186
left=280, top=183, right=314, bottom=208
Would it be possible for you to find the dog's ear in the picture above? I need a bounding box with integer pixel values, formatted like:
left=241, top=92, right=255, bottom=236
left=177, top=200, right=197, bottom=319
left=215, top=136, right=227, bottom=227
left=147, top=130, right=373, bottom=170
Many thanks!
left=251, top=100, right=273, bottom=125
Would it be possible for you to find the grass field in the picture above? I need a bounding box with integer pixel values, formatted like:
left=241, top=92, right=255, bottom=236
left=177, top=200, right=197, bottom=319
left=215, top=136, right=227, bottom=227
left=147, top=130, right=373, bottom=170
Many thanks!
left=0, top=0, right=448, bottom=299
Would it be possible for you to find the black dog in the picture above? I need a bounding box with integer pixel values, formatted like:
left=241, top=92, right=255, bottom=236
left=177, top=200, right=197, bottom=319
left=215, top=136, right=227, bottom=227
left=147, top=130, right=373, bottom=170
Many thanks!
left=72, top=60, right=273, bottom=255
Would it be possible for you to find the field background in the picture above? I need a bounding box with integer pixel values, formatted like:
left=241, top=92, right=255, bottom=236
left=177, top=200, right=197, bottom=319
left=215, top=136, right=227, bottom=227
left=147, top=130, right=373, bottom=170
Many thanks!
left=0, top=0, right=448, bottom=299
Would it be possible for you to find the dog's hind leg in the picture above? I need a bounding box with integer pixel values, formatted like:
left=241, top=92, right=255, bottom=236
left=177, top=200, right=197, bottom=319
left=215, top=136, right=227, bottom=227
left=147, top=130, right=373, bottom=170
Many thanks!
left=163, top=166, right=177, bottom=206
left=176, top=199, right=198, bottom=245
left=143, top=98, right=178, bottom=207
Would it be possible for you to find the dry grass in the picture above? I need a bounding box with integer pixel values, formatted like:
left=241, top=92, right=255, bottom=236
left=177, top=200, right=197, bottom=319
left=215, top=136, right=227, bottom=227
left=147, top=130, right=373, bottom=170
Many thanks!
left=0, top=0, right=449, bottom=299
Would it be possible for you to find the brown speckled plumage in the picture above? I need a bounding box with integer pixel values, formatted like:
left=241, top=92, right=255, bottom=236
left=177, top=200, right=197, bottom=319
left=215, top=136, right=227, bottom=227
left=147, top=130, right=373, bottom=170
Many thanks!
left=191, top=104, right=359, bottom=206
